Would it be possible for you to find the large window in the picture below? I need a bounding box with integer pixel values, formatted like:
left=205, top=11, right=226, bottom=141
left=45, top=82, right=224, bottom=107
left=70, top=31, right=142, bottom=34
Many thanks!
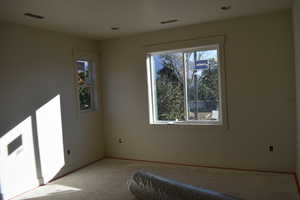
left=147, top=44, right=224, bottom=125
left=76, top=59, right=96, bottom=111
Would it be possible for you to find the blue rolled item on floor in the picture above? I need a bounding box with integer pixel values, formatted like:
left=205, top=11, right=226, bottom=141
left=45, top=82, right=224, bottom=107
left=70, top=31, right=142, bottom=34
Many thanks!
left=128, top=171, right=242, bottom=200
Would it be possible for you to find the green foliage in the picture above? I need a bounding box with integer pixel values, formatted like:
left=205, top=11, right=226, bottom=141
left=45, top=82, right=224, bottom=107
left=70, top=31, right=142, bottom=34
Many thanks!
left=79, top=87, right=91, bottom=110
left=198, top=59, right=219, bottom=101
left=156, top=79, right=185, bottom=121
left=156, top=54, right=184, bottom=121
left=155, top=53, right=219, bottom=121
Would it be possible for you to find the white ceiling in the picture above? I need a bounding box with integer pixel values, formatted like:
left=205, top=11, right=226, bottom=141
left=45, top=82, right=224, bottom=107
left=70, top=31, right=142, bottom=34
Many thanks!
left=0, top=0, right=293, bottom=40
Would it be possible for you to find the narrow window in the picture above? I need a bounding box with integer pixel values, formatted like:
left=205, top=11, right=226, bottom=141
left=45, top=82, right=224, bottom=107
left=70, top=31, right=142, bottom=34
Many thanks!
left=147, top=44, right=224, bottom=125
left=76, top=60, right=96, bottom=111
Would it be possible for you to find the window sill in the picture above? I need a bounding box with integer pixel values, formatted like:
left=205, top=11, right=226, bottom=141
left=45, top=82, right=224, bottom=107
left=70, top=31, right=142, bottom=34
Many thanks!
left=150, top=121, right=223, bottom=126
left=80, top=109, right=95, bottom=113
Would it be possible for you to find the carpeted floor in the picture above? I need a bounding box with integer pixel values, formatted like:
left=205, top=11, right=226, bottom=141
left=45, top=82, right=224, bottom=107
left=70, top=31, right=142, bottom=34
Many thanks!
left=14, top=159, right=299, bottom=200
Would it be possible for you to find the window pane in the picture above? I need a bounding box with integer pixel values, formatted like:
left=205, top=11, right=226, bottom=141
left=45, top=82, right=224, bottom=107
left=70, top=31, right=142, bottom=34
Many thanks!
left=76, top=60, right=91, bottom=85
left=152, top=52, right=184, bottom=121
left=185, top=49, right=220, bottom=121
left=79, top=87, right=92, bottom=110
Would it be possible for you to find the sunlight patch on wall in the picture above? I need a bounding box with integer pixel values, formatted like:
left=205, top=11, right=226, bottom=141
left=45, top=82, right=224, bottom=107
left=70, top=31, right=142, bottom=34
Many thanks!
left=36, top=95, right=65, bottom=183
left=0, top=117, right=39, bottom=200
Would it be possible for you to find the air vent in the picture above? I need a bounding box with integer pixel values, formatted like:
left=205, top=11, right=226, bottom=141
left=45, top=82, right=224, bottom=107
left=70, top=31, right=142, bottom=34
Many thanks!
left=160, top=19, right=179, bottom=24
left=111, top=27, right=120, bottom=30
left=221, top=5, right=231, bottom=10
left=24, top=13, right=44, bottom=19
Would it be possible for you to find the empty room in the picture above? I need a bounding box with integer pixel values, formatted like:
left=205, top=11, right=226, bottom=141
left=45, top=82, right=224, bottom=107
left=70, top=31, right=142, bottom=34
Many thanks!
left=1, top=0, right=300, bottom=199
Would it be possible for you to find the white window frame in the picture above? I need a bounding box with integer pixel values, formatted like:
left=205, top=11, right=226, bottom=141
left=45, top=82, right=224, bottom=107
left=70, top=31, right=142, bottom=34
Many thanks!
left=146, top=36, right=227, bottom=126
left=73, top=51, right=99, bottom=113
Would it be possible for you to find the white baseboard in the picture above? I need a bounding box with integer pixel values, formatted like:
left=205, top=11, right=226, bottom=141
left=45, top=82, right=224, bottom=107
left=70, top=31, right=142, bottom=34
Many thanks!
left=1, top=177, right=40, bottom=200
left=37, top=177, right=44, bottom=185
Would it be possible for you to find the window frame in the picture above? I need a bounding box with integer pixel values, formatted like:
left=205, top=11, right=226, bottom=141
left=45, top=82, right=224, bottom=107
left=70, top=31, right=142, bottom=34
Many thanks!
left=73, top=51, right=98, bottom=113
left=146, top=36, right=227, bottom=126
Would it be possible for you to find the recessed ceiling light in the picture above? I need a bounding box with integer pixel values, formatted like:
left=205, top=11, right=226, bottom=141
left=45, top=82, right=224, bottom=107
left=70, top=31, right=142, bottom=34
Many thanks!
left=160, top=19, right=179, bottom=24
left=24, top=13, right=44, bottom=19
left=111, top=27, right=120, bottom=30
left=221, top=5, right=231, bottom=10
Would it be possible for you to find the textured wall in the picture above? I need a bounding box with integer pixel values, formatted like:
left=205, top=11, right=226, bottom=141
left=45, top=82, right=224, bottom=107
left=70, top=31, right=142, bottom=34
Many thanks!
left=293, top=0, right=300, bottom=177
left=0, top=21, right=104, bottom=199
left=99, top=10, right=296, bottom=171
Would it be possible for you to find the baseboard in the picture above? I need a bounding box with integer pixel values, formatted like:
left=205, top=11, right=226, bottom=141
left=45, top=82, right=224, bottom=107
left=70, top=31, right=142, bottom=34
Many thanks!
left=37, top=177, right=44, bottom=185
left=5, top=178, right=41, bottom=200
left=293, top=173, right=300, bottom=197
left=4, top=156, right=300, bottom=199
left=49, top=157, right=104, bottom=183
left=105, top=156, right=294, bottom=175
left=7, top=157, right=104, bottom=200
left=106, top=156, right=300, bottom=198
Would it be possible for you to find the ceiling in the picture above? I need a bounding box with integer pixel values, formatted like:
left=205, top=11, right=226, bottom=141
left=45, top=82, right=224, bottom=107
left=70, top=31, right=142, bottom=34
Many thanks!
left=0, top=0, right=293, bottom=40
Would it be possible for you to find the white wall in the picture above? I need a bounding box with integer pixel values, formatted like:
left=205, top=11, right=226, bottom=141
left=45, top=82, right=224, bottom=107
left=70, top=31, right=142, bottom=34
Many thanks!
left=0, top=8, right=296, bottom=199
left=99, top=10, right=296, bottom=172
left=0, top=21, right=104, bottom=199
left=294, top=0, right=300, bottom=177
left=0, top=116, right=38, bottom=200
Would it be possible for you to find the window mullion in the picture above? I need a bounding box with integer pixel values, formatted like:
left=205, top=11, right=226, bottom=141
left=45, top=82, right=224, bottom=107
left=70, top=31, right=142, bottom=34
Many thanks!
left=150, top=56, right=158, bottom=122
left=76, top=59, right=96, bottom=112
left=183, top=52, right=189, bottom=122
left=147, top=42, right=223, bottom=125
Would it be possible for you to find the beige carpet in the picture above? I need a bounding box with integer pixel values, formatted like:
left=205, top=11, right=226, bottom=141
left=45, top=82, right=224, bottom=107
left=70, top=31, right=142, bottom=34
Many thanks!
left=14, top=159, right=299, bottom=200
